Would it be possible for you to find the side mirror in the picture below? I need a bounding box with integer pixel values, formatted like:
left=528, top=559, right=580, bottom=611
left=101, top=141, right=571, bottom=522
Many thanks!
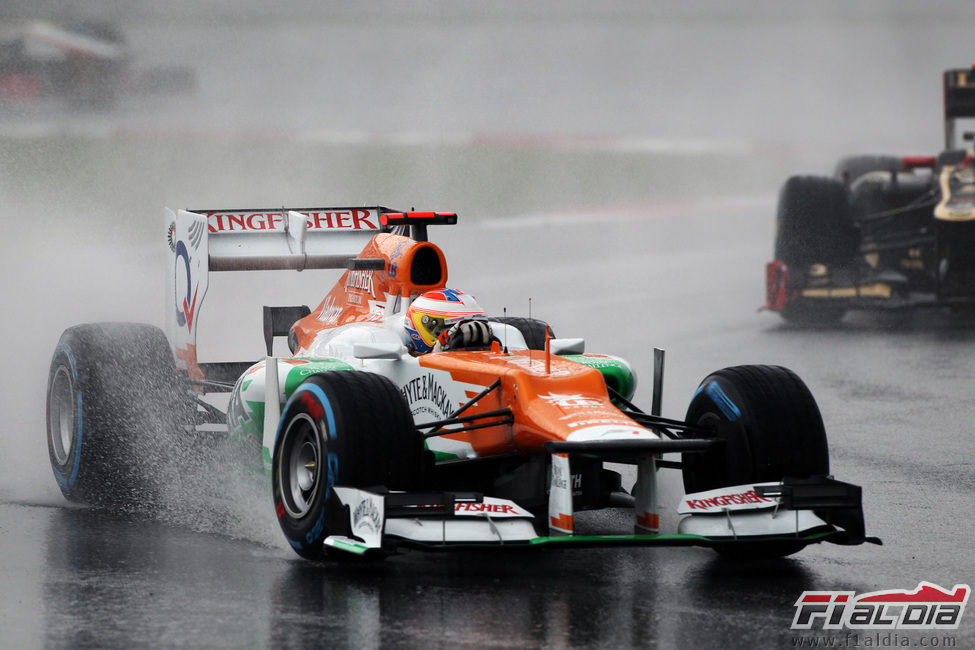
left=353, top=343, right=405, bottom=360
left=550, top=338, right=585, bottom=355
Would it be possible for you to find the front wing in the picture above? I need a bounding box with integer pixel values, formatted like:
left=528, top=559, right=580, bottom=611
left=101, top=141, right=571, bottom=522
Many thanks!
left=765, top=261, right=950, bottom=313
left=321, top=475, right=877, bottom=558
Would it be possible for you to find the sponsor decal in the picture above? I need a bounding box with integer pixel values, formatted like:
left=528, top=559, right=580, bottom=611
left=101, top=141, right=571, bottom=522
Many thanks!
left=566, top=425, right=650, bottom=442
left=487, top=354, right=570, bottom=376
left=684, top=489, right=772, bottom=511
left=344, top=270, right=375, bottom=295
left=453, top=498, right=532, bottom=518
left=600, top=428, right=643, bottom=438
left=566, top=417, right=631, bottom=429
left=540, top=393, right=603, bottom=408
left=401, top=373, right=454, bottom=418
left=173, top=241, right=202, bottom=333
left=568, top=354, right=615, bottom=368
left=316, top=295, right=342, bottom=324
left=791, top=582, right=970, bottom=631
left=951, top=166, right=975, bottom=184
left=455, top=502, right=516, bottom=515
left=173, top=241, right=198, bottom=331
left=352, top=496, right=382, bottom=533
left=551, top=459, right=568, bottom=490
left=206, top=209, right=379, bottom=233
left=388, top=240, right=408, bottom=278
left=172, top=217, right=206, bottom=333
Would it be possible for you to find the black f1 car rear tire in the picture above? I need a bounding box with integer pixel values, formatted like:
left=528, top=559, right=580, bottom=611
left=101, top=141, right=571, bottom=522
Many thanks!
left=46, top=323, right=188, bottom=509
left=681, top=365, right=830, bottom=558
left=490, top=317, right=555, bottom=350
left=775, top=175, right=857, bottom=272
left=775, top=176, right=858, bottom=324
left=272, top=371, right=422, bottom=560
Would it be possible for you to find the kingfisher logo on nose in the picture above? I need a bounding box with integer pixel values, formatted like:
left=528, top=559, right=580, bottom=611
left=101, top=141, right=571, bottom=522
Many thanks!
left=791, top=582, right=970, bottom=630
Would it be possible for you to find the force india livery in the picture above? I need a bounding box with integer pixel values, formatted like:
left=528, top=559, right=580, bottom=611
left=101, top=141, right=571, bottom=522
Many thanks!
left=767, top=66, right=975, bottom=322
left=47, top=206, right=878, bottom=560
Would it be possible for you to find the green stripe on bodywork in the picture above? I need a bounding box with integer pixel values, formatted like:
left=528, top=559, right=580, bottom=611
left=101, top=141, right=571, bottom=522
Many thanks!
left=431, top=450, right=462, bottom=462
left=390, top=529, right=839, bottom=552
left=283, top=358, right=355, bottom=395
left=528, top=529, right=837, bottom=547
left=231, top=357, right=356, bottom=447
left=561, top=354, right=636, bottom=401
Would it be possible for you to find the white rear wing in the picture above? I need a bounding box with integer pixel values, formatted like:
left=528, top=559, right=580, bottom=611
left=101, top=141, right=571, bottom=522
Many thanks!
left=165, top=206, right=388, bottom=377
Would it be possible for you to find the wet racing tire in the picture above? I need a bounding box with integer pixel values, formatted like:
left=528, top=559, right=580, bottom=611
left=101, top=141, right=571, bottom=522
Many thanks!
left=272, top=371, right=422, bottom=560
left=774, top=176, right=858, bottom=324
left=490, top=316, right=555, bottom=350
left=681, top=365, right=830, bottom=557
left=46, top=323, right=189, bottom=509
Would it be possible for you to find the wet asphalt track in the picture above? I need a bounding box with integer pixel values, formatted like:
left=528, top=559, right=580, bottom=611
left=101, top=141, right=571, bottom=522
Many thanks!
left=2, top=2, right=975, bottom=648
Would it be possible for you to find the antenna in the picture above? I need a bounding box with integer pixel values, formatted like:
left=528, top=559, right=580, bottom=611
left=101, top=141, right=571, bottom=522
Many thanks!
left=545, top=325, right=551, bottom=375
left=503, top=307, right=508, bottom=352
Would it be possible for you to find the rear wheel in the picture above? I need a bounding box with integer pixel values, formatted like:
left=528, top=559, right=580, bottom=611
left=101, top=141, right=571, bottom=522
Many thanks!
left=774, top=175, right=858, bottom=323
left=272, top=371, right=422, bottom=560
left=681, top=365, right=830, bottom=557
left=46, top=323, right=189, bottom=509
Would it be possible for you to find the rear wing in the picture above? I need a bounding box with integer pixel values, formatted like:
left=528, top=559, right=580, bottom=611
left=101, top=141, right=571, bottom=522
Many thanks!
left=943, top=66, right=975, bottom=149
left=164, top=206, right=456, bottom=378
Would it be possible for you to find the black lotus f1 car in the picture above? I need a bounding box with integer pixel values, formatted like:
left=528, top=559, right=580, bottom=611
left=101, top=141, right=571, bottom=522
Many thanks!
left=766, top=66, right=975, bottom=322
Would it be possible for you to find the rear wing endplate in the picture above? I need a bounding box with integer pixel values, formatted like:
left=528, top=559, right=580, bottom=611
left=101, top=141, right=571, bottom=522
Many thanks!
left=943, top=67, right=975, bottom=149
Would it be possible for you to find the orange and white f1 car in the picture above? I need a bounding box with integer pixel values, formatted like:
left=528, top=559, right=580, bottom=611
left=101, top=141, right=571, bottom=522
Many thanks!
left=46, top=207, right=878, bottom=560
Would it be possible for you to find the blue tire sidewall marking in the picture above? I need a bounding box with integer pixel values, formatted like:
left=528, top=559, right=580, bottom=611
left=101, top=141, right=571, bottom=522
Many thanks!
left=274, top=380, right=339, bottom=548
left=52, top=342, right=83, bottom=490
left=703, top=380, right=741, bottom=421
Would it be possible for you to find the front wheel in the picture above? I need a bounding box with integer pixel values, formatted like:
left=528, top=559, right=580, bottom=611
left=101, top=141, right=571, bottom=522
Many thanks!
left=681, top=365, right=829, bottom=558
left=272, top=371, right=422, bottom=560
left=682, top=365, right=829, bottom=494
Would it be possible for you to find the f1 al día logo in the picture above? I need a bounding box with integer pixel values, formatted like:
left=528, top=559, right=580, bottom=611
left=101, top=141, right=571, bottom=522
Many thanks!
left=792, top=582, right=970, bottom=630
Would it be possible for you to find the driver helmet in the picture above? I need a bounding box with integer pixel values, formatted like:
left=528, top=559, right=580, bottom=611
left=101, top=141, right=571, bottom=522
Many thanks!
left=404, top=288, right=486, bottom=353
